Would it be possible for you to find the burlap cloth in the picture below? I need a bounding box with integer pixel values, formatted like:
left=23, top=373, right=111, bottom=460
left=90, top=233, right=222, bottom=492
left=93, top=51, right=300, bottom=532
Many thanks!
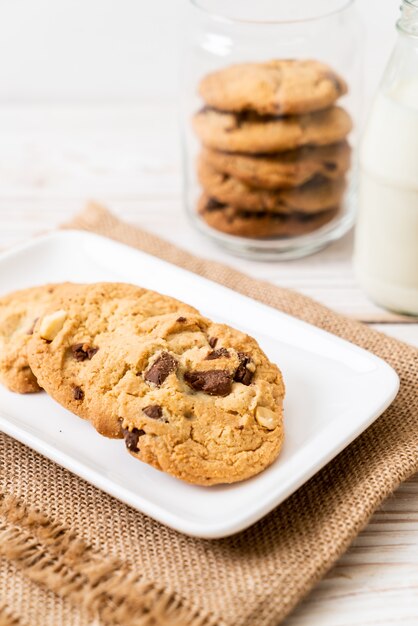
left=0, top=203, right=417, bottom=626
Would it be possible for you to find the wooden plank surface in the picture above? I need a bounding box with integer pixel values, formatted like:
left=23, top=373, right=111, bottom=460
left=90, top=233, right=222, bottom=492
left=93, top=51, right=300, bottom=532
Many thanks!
left=0, top=103, right=417, bottom=625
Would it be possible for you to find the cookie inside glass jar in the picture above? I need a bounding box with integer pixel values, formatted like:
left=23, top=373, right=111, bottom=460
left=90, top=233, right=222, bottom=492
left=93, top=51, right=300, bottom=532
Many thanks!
left=192, top=59, right=352, bottom=241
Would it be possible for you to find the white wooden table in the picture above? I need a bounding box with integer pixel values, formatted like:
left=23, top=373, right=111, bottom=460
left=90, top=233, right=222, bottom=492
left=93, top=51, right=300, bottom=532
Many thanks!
left=0, top=103, right=417, bottom=625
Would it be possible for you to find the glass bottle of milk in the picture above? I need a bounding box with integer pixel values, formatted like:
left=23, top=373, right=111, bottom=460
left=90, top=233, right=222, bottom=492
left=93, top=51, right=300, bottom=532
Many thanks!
left=354, top=0, right=418, bottom=315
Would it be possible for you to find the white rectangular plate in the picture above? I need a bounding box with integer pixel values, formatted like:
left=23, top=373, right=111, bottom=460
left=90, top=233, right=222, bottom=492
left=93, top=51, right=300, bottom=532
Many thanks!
left=0, top=232, right=399, bottom=538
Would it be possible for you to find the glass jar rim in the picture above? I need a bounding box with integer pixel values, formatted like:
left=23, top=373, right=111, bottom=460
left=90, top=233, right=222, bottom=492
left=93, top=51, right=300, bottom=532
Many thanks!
left=190, top=0, right=355, bottom=25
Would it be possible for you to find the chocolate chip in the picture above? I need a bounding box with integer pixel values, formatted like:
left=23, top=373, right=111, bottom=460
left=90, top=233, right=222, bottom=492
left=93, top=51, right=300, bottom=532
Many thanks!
left=73, top=386, right=84, bottom=400
left=122, top=426, right=145, bottom=452
left=205, top=347, right=230, bottom=360
left=240, top=368, right=253, bottom=385
left=144, top=352, right=177, bottom=386
left=184, top=370, right=232, bottom=396
left=143, top=405, right=163, bottom=420
left=71, top=343, right=99, bottom=362
left=176, top=317, right=187, bottom=323
left=234, top=353, right=254, bottom=386
left=324, top=161, right=337, bottom=171
left=208, top=337, right=218, bottom=348
left=204, top=106, right=284, bottom=125
left=205, top=198, right=225, bottom=212
left=304, top=173, right=327, bottom=188
left=230, top=110, right=249, bottom=130
left=71, top=346, right=87, bottom=361
left=228, top=109, right=284, bottom=130
left=324, top=71, right=343, bottom=95
left=26, top=317, right=39, bottom=335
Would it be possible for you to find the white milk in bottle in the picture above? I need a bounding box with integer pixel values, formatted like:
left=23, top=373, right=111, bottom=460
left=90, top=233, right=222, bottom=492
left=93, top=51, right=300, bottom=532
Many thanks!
left=354, top=2, right=418, bottom=315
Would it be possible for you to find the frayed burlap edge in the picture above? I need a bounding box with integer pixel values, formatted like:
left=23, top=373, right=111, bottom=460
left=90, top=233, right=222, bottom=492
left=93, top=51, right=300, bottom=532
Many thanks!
left=0, top=603, right=23, bottom=626
left=0, top=494, right=218, bottom=626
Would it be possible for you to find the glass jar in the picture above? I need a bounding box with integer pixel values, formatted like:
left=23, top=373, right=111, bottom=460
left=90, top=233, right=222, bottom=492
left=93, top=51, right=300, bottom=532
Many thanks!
left=354, top=0, right=418, bottom=315
left=180, top=0, right=363, bottom=260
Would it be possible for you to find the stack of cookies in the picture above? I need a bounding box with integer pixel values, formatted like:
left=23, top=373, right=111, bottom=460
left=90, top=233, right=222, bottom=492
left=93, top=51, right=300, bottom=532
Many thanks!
left=0, top=282, right=285, bottom=486
left=192, top=59, right=352, bottom=239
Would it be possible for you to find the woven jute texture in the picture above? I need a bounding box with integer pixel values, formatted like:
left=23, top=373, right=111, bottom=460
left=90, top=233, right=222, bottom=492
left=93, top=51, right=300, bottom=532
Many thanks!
left=1, top=202, right=417, bottom=626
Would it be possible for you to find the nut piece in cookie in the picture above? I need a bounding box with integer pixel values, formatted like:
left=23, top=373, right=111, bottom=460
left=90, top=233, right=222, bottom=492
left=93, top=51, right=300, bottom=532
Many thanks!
left=255, top=406, right=279, bottom=430
left=0, top=283, right=74, bottom=394
left=39, top=310, right=67, bottom=341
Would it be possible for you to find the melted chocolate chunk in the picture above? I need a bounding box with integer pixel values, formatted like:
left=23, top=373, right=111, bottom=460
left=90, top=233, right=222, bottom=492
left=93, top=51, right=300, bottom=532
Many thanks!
left=205, top=347, right=230, bottom=360
left=122, top=427, right=145, bottom=453
left=73, top=386, right=84, bottom=400
left=144, top=352, right=177, bottom=386
left=26, top=317, right=39, bottom=335
left=143, top=405, right=163, bottom=420
left=71, top=343, right=99, bottom=362
left=176, top=316, right=187, bottom=323
left=234, top=353, right=254, bottom=386
left=208, top=337, right=218, bottom=348
left=184, top=370, right=232, bottom=396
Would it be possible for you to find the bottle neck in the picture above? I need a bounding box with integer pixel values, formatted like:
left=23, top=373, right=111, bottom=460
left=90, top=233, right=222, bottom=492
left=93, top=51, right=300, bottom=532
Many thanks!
left=397, top=0, right=418, bottom=37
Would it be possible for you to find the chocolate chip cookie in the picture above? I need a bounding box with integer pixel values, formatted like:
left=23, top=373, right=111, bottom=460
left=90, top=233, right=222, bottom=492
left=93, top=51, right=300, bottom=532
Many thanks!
left=0, top=283, right=72, bottom=393
left=201, top=142, right=351, bottom=190
left=198, top=157, right=346, bottom=213
left=27, top=283, right=285, bottom=484
left=27, top=282, right=198, bottom=438
left=119, top=315, right=284, bottom=485
left=199, top=195, right=339, bottom=238
left=193, top=106, right=352, bottom=154
left=198, top=59, right=347, bottom=116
